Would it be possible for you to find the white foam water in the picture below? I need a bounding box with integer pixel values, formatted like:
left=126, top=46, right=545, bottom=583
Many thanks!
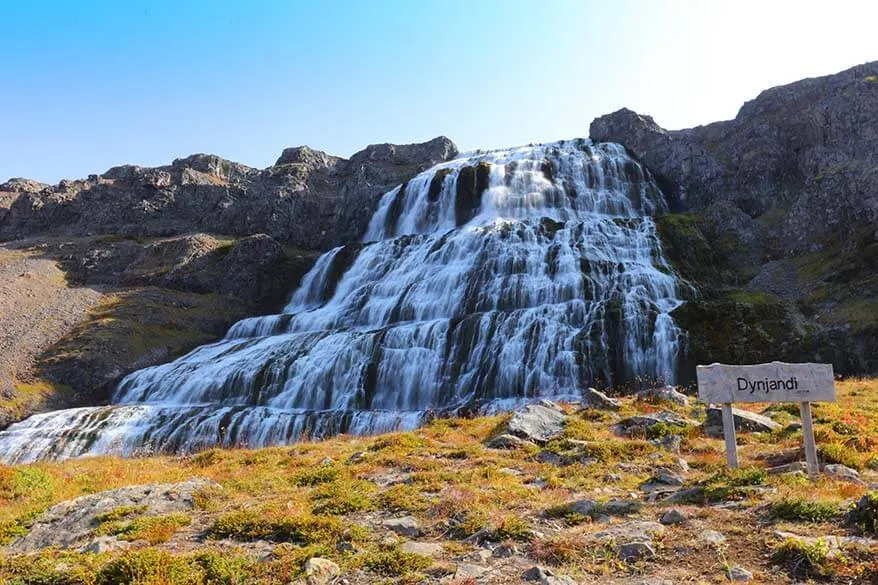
left=0, top=139, right=687, bottom=463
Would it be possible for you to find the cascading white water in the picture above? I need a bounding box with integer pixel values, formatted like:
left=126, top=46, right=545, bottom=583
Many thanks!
left=0, top=139, right=687, bottom=463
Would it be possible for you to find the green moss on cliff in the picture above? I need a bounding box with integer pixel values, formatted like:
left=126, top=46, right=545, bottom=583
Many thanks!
left=673, top=291, right=802, bottom=367
left=654, top=212, right=726, bottom=288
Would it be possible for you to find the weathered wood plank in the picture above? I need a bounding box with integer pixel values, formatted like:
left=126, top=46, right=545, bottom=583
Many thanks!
left=696, top=362, right=835, bottom=404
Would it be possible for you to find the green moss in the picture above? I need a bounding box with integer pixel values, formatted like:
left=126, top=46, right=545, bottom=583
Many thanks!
left=209, top=509, right=365, bottom=546
left=376, top=484, right=433, bottom=513
left=352, top=545, right=432, bottom=576
left=493, top=514, right=533, bottom=541
left=311, top=479, right=377, bottom=515
left=673, top=291, right=801, bottom=367
left=848, top=491, right=878, bottom=535
left=291, top=465, right=339, bottom=487
left=772, top=537, right=840, bottom=579
left=94, top=504, right=147, bottom=524
left=770, top=497, right=844, bottom=523
left=654, top=212, right=723, bottom=286
left=95, top=512, right=191, bottom=544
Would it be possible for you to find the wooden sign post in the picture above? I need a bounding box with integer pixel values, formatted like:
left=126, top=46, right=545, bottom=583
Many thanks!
left=696, top=362, right=836, bottom=478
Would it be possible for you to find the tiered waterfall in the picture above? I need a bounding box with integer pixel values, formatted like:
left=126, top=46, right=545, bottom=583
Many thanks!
left=0, top=140, right=687, bottom=463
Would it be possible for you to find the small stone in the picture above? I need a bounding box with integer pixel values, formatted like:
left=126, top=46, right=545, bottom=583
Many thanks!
left=493, top=541, right=519, bottom=557
left=522, top=566, right=550, bottom=581
left=617, top=541, right=656, bottom=561
left=728, top=566, right=753, bottom=581
left=486, top=433, right=535, bottom=449
left=347, top=451, right=366, bottom=463
left=400, top=541, right=443, bottom=557
left=465, top=548, right=492, bottom=562
left=701, top=529, right=727, bottom=544
left=455, top=563, right=488, bottom=579
left=382, top=516, right=420, bottom=537
left=584, top=387, right=621, bottom=410
left=319, top=457, right=334, bottom=466
left=767, top=461, right=808, bottom=474
left=602, top=499, right=641, bottom=515
left=81, top=536, right=129, bottom=554
left=656, top=434, right=682, bottom=453
left=604, top=473, right=622, bottom=482
left=659, top=509, right=687, bottom=525
left=594, top=521, right=665, bottom=543
left=304, top=557, right=340, bottom=585
left=545, top=576, right=578, bottom=585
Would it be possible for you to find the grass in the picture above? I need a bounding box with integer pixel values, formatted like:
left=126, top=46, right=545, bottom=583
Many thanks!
left=0, top=379, right=876, bottom=583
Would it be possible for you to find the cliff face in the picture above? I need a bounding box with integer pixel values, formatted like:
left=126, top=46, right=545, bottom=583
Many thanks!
left=591, top=62, right=878, bottom=376
left=0, top=137, right=458, bottom=251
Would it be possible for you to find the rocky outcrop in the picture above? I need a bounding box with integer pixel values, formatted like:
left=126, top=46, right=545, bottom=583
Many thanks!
left=8, top=478, right=218, bottom=553
left=592, top=62, right=878, bottom=376
left=0, top=137, right=458, bottom=251
left=590, top=63, right=878, bottom=253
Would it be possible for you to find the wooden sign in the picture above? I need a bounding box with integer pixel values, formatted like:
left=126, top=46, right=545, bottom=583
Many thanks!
left=696, top=362, right=836, bottom=478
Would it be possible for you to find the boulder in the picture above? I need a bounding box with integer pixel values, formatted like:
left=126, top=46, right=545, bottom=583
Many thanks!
left=304, top=557, right=340, bottom=585
left=638, top=386, right=689, bottom=407
left=704, top=407, right=780, bottom=436
left=401, top=541, right=444, bottom=557
left=583, top=387, right=621, bottom=410
left=503, top=403, right=566, bottom=445
left=617, top=541, right=656, bottom=561
left=8, top=478, right=218, bottom=553
left=659, top=509, right=687, bottom=525
left=823, top=463, right=862, bottom=483
left=486, top=433, right=535, bottom=449
left=728, top=566, right=754, bottom=582
left=382, top=515, right=420, bottom=537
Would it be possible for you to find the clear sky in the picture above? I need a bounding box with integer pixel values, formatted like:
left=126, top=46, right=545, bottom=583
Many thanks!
left=2, top=0, right=876, bottom=183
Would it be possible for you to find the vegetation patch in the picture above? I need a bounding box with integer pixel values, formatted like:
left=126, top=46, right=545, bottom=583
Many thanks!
left=769, top=497, right=844, bottom=523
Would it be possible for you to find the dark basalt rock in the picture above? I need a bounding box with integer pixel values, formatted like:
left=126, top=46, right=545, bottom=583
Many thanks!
left=0, top=137, right=458, bottom=251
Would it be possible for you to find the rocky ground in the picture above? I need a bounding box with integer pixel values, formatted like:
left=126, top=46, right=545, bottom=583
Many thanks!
left=1, top=378, right=876, bottom=584
left=0, top=233, right=321, bottom=428
left=0, top=247, right=105, bottom=426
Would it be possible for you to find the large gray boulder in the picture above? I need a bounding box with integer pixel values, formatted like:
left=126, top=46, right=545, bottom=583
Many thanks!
left=504, top=403, right=566, bottom=444
left=704, top=407, right=781, bottom=436
left=7, top=478, right=218, bottom=553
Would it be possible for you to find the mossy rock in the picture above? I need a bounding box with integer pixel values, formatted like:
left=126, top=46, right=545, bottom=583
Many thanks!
left=673, top=291, right=805, bottom=379
left=654, top=212, right=728, bottom=289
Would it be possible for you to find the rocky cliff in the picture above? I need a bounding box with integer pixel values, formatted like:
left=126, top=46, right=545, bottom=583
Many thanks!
left=0, top=138, right=458, bottom=427
left=0, top=136, right=457, bottom=250
left=591, top=62, right=878, bottom=376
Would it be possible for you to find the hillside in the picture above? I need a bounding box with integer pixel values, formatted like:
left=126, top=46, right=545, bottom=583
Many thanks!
left=1, top=379, right=876, bottom=584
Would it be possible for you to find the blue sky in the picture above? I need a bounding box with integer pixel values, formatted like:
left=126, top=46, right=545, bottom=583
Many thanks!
left=2, top=0, right=876, bottom=183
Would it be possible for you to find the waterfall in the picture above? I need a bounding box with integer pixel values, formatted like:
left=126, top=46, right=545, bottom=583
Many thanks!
left=0, top=140, right=687, bottom=463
